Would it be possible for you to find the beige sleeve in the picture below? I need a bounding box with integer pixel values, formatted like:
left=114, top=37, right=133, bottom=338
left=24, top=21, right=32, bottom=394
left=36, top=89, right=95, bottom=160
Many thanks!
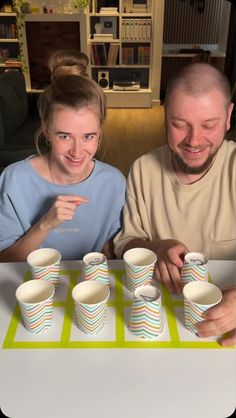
left=114, top=158, right=151, bottom=258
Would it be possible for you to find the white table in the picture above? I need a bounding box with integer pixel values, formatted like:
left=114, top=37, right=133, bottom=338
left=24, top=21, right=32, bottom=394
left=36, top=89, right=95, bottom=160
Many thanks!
left=0, top=260, right=235, bottom=418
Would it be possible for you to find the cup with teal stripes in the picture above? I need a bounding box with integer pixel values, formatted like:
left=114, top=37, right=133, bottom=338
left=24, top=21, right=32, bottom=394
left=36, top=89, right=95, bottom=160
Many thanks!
left=82, top=252, right=109, bottom=286
left=181, top=252, right=208, bottom=285
left=123, top=248, right=157, bottom=292
left=16, top=279, right=55, bottom=334
left=72, top=280, right=110, bottom=334
left=129, top=284, right=163, bottom=339
left=27, top=248, right=61, bottom=289
left=183, top=281, right=222, bottom=335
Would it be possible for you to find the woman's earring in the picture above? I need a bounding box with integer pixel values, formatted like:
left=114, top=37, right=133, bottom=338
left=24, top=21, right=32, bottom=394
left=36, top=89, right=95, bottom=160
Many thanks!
left=45, top=138, right=51, bottom=147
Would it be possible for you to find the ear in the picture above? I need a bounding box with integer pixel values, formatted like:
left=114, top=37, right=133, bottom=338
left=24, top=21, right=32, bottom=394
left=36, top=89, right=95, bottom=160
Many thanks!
left=226, top=102, right=234, bottom=131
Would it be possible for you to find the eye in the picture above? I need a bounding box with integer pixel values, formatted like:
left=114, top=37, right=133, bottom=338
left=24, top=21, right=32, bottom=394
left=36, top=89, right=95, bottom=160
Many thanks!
left=172, top=121, right=186, bottom=129
left=202, top=124, right=217, bottom=130
left=84, top=133, right=96, bottom=141
left=58, top=133, right=71, bottom=141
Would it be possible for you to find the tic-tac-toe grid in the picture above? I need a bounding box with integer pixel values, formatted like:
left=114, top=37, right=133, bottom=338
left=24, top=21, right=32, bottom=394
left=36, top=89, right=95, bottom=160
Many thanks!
left=3, top=268, right=225, bottom=349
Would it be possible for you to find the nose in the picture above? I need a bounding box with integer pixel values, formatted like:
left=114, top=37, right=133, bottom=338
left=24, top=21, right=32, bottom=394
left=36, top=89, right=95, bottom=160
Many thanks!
left=70, top=139, right=82, bottom=156
left=185, top=125, right=202, bottom=146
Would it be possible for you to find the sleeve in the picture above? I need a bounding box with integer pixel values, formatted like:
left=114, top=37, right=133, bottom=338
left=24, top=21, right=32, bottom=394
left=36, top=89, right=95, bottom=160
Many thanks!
left=113, top=159, right=151, bottom=258
left=0, top=174, right=25, bottom=251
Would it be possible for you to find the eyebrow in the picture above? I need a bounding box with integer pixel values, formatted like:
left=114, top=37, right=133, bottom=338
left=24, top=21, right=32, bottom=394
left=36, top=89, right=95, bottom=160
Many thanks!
left=55, top=131, right=98, bottom=135
left=171, top=117, right=220, bottom=122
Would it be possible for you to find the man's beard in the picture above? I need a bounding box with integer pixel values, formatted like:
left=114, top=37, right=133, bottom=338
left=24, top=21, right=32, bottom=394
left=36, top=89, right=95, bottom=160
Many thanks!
left=172, top=148, right=217, bottom=175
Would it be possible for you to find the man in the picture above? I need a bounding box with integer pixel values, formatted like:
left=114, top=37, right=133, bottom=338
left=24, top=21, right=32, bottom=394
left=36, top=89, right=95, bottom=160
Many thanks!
left=114, top=63, right=236, bottom=345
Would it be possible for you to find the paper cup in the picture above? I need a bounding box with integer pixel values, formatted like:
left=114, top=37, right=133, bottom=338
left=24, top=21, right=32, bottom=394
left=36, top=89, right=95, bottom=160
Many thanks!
left=181, top=252, right=208, bottom=285
left=82, top=252, right=109, bottom=286
left=27, top=248, right=61, bottom=289
left=129, top=284, right=163, bottom=339
left=123, top=248, right=157, bottom=292
left=183, top=281, right=222, bottom=335
left=16, top=279, right=55, bottom=334
left=72, top=280, right=110, bottom=334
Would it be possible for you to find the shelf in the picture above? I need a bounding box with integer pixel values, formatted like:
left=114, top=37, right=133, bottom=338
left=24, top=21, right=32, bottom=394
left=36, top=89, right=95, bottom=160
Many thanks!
left=0, top=13, right=16, bottom=17
left=0, top=38, right=19, bottom=42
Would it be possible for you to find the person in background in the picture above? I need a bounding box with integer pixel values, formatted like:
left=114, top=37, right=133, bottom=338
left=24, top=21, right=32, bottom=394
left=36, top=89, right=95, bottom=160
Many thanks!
left=0, top=74, right=126, bottom=261
left=48, top=49, right=89, bottom=80
left=114, top=63, right=236, bottom=345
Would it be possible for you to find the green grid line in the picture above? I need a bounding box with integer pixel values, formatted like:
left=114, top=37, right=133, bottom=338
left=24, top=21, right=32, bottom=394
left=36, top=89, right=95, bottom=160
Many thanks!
left=2, top=269, right=230, bottom=350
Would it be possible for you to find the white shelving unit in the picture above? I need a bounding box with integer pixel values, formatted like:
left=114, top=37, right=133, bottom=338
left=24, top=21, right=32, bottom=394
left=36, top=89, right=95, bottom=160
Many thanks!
left=18, top=0, right=164, bottom=108
left=0, top=12, right=21, bottom=70
left=88, top=0, right=164, bottom=107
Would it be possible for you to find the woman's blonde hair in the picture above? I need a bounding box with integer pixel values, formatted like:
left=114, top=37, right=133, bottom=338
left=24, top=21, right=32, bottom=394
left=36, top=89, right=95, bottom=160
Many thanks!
left=48, top=49, right=89, bottom=80
left=35, top=75, right=106, bottom=154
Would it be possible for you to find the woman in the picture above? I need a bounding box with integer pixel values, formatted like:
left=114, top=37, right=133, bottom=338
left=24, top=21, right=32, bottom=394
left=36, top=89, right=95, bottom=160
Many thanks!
left=0, top=75, right=126, bottom=260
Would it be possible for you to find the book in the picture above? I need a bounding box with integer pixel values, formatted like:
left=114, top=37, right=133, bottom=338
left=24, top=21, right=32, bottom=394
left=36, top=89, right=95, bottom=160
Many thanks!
left=100, top=7, right=118, bottom=13
left=93, top=33, right=114, bottom=41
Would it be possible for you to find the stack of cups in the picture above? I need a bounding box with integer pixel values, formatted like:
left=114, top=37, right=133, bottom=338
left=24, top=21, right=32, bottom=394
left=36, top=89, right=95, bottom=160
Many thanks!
left=82, top=252, right=110, bottom=286
left=183, top=281, right=222, bottom=335
left=27, top=248, right=61, bottom=289
left=129, top=284, right=163, bottom=339
left=16, top=279, right=55, bottom=334
left=181, top=252, right=208, bottom=285
left=72, top=280, right=110, bottom=334
left=123, top=247, right=157, bottom=292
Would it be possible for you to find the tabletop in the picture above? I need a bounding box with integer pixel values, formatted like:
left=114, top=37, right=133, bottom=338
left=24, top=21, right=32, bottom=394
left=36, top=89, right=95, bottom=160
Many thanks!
left=0, top=259, right=235, bottom=418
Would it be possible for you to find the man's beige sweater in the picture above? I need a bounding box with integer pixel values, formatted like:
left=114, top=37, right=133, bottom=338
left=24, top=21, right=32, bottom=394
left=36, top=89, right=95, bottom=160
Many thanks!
left=114, top=140, right=236, bottom=260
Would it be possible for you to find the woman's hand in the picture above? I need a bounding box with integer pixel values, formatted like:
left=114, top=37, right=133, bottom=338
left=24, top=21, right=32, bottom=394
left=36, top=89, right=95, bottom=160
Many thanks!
left=155, top=239, right=189, bottom=294
left=39, top=195, right=88, bottom=231
left=197, top=287, right=236, bottom=346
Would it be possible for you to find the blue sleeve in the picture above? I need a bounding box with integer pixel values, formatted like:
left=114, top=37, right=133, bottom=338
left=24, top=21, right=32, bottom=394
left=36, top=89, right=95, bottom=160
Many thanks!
left=0, top=173, right=25, bottom=251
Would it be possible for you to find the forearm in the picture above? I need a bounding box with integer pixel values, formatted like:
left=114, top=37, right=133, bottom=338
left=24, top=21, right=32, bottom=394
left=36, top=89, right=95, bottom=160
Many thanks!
left=0, top=222, right=49, bottom=262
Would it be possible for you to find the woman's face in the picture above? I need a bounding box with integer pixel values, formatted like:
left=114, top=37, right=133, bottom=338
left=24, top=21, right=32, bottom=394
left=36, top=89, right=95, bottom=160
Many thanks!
left=47, top=106, right=100, bottom=182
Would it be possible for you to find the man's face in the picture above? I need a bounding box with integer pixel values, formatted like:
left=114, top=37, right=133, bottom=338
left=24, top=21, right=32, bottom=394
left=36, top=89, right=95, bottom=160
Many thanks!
left=165, top=88, right=233, bottom=175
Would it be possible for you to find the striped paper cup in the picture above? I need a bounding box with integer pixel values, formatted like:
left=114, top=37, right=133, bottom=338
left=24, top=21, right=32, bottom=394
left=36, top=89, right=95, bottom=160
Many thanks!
left=129, top=284, right=164, bottom=339
left=72, top=280, right=110, bottom=335
left=183, top=281, right=222, bottom=335
left=27, top=248, right=61, bottom=289
left=181, top=252, right=208, bottom=285
left=82, top=252, right=109, bottom=286
left=16, top=279, right=55, bottom=334
left=123, top=248, right=157, bottom=292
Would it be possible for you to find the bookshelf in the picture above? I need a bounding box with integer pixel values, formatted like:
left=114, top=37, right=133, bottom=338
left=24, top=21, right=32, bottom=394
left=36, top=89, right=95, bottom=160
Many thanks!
left=17, top=0, right=164, bottom=107
left=0, top=12, right=21, bottom=72
left=89, top=0, right=164, bottom=107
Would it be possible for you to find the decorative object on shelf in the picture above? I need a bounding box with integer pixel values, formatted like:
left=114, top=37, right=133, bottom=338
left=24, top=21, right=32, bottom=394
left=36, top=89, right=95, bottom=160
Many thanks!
left=21, top=2, right=31, bottom=13
left=12, top=0, right=28, bottom=72
left=0, top=2, right=13, bottom=13
left=72, top=0, right=90, bottom=11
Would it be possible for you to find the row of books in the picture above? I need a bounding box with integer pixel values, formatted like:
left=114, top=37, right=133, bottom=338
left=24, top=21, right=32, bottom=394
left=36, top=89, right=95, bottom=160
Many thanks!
left=122, top=45, right=150, bottom=65
left=91, top=43, right=119, bottom=66
left=122, top=19, right=151, bottom=41
left=123, top=0, right=152, bottom=13
left=0, top=23, right=18, bottom=39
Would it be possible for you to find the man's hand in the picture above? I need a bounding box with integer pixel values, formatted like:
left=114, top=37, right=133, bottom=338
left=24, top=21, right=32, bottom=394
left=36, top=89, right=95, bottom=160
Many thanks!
left=155, top=239, right=189, bottom=294
left=197, top=287, right=236, bottom=346
left=39, top=195, right=88, bottom=231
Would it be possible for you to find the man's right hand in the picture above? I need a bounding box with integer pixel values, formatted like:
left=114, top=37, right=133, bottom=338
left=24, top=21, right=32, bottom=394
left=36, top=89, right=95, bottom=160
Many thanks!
left=154, top=239, right=189, bottom=294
